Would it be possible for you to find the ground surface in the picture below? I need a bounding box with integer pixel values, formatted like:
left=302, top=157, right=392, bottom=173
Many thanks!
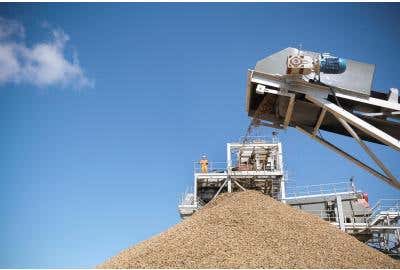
left=98, top=190, right=400, bottom=269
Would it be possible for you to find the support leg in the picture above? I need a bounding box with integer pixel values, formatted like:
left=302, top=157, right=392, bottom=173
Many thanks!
left=337, top=118, right=398, bottom=183
left=212, top=179, right=228, bottom=200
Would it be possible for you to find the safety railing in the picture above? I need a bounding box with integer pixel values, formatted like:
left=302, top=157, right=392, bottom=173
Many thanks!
left=193, top=161, right=282, bottom=174
left=178, top=187, right=201, bottom=212
left=285, top=181, right=355, bottom=198
left=178, top=187, right=194, bottom=206
left=368, top=199, right=400, bottom=224
left=303, top=209, right=371, bottom=224
left=238, top=136, right=277, bottom=144
left=193, top=161, right=227, bottom=174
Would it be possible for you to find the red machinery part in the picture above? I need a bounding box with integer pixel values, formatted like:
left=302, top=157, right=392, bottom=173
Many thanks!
left=362, top=192, right=369, bottom=203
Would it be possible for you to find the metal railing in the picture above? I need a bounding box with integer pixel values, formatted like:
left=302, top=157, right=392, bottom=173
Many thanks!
left=178, top=187, right=195, bottom=206
left=368, top=199, right=400, bottom=224
left=238, top=136, right=277, bottom=144
left=285, top=181, right=355, bottom=198
left=303, top=209, right=370, bottom=224
left=193, top=161, right=227, bottom=173
left=193, top=161, right=282, bottom=174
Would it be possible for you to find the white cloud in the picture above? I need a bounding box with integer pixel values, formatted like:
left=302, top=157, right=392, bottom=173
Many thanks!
left=0, top=17, right=93, bottom=89
left=0, top=17, right=24, bottom=39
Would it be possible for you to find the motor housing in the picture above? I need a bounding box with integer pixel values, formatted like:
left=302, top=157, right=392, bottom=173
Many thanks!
left=320, top=54, right=347, bottom=74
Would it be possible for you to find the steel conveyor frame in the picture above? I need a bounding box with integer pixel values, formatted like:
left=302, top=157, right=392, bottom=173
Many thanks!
left=246, top=70, right=400, bottom=189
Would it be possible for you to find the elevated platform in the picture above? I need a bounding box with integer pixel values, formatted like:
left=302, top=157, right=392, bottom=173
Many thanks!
left=179, top=138, right=285, bottom=217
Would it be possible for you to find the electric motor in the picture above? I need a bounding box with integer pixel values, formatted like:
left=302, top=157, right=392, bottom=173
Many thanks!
left=286, top=52, right=347, bottom=76
left=320, top=55, right=347, bottom=74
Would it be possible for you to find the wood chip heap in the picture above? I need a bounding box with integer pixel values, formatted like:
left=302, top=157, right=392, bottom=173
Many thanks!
left=98, top=190, right=400, bottom=269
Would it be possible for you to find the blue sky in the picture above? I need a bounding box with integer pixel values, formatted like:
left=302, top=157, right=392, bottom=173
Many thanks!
left=0, top=3, right=399, bottom=268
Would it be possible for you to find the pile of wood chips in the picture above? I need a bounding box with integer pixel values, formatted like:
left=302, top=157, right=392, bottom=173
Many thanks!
left=98, top=190, right=400, bottom=269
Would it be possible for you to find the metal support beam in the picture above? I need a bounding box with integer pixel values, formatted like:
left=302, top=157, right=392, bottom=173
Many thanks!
left=312, top=107, right=327, bottom=136
left=226, top=143, right=232, bottom=169
left=296, top=126, right=399, bottom=189
left=277, top=142, right=284, bottom=174
left=336, top=195, right=346, bottom=231
left=233, top=180, right=246, bottom=191
left=306, top=95, right=400, bottom=151
left=335, top=91, right=400, bottom=112
left=337, top=118, right=399, bottom=187
left=280, top=177, right=286, bottom=203
left=212, top=179, right=228, bottom=200
left=193, top=175, right=198, bottom=207
left=283, top=95, right=295, bottom=129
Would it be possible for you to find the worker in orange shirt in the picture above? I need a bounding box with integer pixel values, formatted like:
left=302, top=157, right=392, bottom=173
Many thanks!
left=199, top=155, right=209, bottom=173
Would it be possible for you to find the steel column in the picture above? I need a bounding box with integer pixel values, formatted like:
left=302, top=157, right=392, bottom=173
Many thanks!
left=336, top=195, right=346, bottom=231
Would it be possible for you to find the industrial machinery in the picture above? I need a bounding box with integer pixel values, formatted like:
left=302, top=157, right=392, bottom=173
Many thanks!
left=286, top=51, right=347, bottom=77
left=178, top=47, right=400, bottom=257
left=178, top=137, right=285, bottom=218
left=178, top=138, right=400, bottom=257
left=245, top=47, right=400, bottom=189
left=286, top=180, right=400, bottom=257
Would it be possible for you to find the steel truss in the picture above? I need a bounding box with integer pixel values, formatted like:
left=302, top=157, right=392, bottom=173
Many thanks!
left=297, top=95, right=400, bottom=189
left=248, top=70, right=400, bottom=190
